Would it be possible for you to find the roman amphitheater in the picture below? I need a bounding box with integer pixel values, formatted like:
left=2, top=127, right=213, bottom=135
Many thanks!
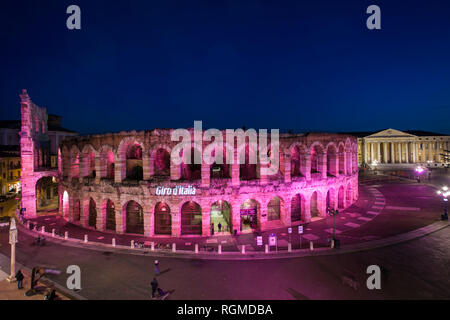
left=19, top=90, right=358, bottom=238
left=56, top=130, right=358, bottom=237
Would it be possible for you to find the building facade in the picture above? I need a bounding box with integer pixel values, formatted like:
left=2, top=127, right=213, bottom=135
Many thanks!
left=0, top=146, right=21, bottom=196
left=356, top=128, right=450, bottom=168
left=19, top=90, right=77, bottom=216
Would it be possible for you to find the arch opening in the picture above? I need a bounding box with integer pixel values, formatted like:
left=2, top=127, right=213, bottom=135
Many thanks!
left=125, top=200, right=144, bottom=234
left=240, top=199, right=259, bottom=232
left=36, top=177, right=59, bottom=213
left=154, top=202, right=172, bottom=235
left=211, top=200, right=231, bottom=234
left=180, top=201, right=202, bottom=235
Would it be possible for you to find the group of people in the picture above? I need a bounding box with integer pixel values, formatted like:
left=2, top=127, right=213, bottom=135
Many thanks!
left=210, top=222, right=226, bottom=235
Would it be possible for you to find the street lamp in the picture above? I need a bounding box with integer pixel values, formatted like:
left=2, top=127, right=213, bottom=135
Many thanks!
left=415, top=166, right=424, bottom=183
left=327, top=207, right=340, bottom=248
left=437, top=186, right=449, bottom=221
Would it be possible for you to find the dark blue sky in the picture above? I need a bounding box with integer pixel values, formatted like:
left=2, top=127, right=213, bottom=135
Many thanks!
left=0, top=0, right=449, bottom=135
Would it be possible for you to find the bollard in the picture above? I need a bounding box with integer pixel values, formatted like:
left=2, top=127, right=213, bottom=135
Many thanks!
left=64, top=231, right=68, bottom=240
left=241, top=245, right=246, bottom=254
left=288, top=243, right=292, bottom=252
left=84, top=234, right=88, bottom=243
left=265, top=244, right=269, bottom=254
left=310, top=241, right=314, bottom=251
left=151, top=242, right=155, bottom=251
left=41, top=226, right=45, bottom=233
left=52, top=229, right=55, bottom=237
left=112, top=238, right=116, bottom=247
left=27, top=221, right=30, bottom=229
left=194, top=243, right=199, bottom=253
left=218, top=244, right=222, bottom=254
left=131, top=240, right=134, bottom=248
left=172, top=243, right=176, bottom=252
left=331, top=239, right=334, bottom=249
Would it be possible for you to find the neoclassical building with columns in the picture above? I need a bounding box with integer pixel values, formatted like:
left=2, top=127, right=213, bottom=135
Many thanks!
left=354, top=129, right=450, bottom=168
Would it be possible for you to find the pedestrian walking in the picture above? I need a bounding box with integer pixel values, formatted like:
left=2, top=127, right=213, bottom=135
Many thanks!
left=15, top=269, right=24, bottom=289
left=151, top=277, right=158, bottom=298
left=218, top=222, right=222, bottom=233
left=154, top=260, right=159, bottom=276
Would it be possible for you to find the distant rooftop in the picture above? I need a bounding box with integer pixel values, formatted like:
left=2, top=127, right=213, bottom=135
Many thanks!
left=342, top=129, right=448, bottom=138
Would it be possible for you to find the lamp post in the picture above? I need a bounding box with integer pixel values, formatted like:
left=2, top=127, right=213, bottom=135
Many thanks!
left=327, top=207, right=339, bottom=248
left=415, top=166, right=424, bottom=183
left=437, top=186, right=449, bottom=221
left=6, top=218, right=18, bottom=283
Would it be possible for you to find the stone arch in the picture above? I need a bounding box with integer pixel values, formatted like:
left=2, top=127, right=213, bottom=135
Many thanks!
left=338, top=142, right=346, bottom=175
left=237, top=143, right=258, bottom=180
left=352, top=143, right=358, bottom=173
left=345, top=139, right=353, bottom=174
left=208, top=144, right=232, bottom=179
left=70, top=145, right=81, bottom=178
left=290, top=143, right=307, bottom=177
left=310, top=191, right=321, bottom=218
left=180, top=146, right=202, bottom=181
left=123, top=200, right=144, bottom=234
left=180, top=201, right=202, bottom=235
left=102, top=199, right=116, bottom=231
left=240, top=199, right=260, bottom=232
left=150, top=145, right=171, bottom=177
left=99, top=145, right=115, bottom=179
left=62, top=190, right=69, bottom=217
left=81, top=144, right=97, bottom=178
left=309, top=142, right=325, bottom=175
left=326, top=142, right=338, bottom=177
left=210, top=200, right=232, bottom=234
left=154, top=202, right=172, bottom=235
left=267, top=196, right=284, bottom=221
left=291, top=193, right=305, bottom=222
left=326, top=188, right=337, bottom=211
left=35, top=176, right=58, bottom=213
left=117, top=137, right=145, bottom=181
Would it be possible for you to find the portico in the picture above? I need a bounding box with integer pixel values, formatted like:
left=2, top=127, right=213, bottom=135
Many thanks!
left=357, top=129, right=450, bottom=167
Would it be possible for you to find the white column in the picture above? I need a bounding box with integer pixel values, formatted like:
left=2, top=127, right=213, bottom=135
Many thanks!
left=405, top=142, right=409, bottom=163
left=370, top=142, right=374, bottom=163
left=377, top=142, right=381, bottom=162
left=412, top=142, right=416, bottom=163
left=383, top=142, right=387, bottom=163
left=364, top=141, right=368, bottom=164
left=429, top=143, right=432, bottom=161
left=391, top=142, right=395, bottom=163
left=398, top=142, right=402, bottom=163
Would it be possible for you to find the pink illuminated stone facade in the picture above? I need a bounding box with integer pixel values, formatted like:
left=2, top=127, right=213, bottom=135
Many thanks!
left=58, top=129, right=358, bottom=237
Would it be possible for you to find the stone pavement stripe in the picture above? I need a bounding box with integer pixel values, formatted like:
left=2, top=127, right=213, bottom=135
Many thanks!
left=385, top=206, right=421, bottom=211
left=302, top=234, right=320, bottom=241
left=372, top=206, right=384, bottom=210
left=357, top=217, right=372, bottom=221
left=374, top=201, right=385, bottom=205
left=375, top=198, right=385, bottom=201
left=344, top=222, right=360, bottom=228
left=325, top=228, right=342, bottom=235
left=367, top=211, right=379, bottom=215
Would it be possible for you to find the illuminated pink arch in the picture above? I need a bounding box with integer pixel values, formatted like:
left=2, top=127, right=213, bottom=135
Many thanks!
left=101, top=198, right=116, bottom=231
left=309, top=141, right=325, bottom=175
left=117, top=137, right=145, bottom=181
left=121, top=199, right=145, bottom=235
left=179, top=144, right=203, bottom=181
left=337, top=142, right=346, bottom=175
left=309, top=189, right=323, bottom=218
left=81, top=144, right=98, bottom=178
left=325, top=141, right=338, bottom=177
left=69, top=145, right=81, bottom=178
left=62, top=190, right=69, bottom=218
left=266, top=195, right=285, bottom=221
left=149, top=144, right=171, bottom=176
left=346, top=182, right=353, bottom=207
left=236, top=142, right=258, bottom=180
left=288, top=142, right=308, bottom=178
left=290, top=193, right=307, bottom=223
left=202, top=142, right=234, bottom=179
left=99, top=145, right=115, bottom=179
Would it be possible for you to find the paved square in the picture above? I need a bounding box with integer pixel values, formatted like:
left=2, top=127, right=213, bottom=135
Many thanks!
left=344, top=222, right=360, bottom=228
left=325, top=228, right=342, bottom=235
left=357, top=216, right=372, bottom=221
left=302, top=233, right=320, bottom=241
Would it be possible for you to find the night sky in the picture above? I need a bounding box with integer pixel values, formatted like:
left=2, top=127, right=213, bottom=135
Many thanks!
left=0, top=0, right=449, bottom=135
